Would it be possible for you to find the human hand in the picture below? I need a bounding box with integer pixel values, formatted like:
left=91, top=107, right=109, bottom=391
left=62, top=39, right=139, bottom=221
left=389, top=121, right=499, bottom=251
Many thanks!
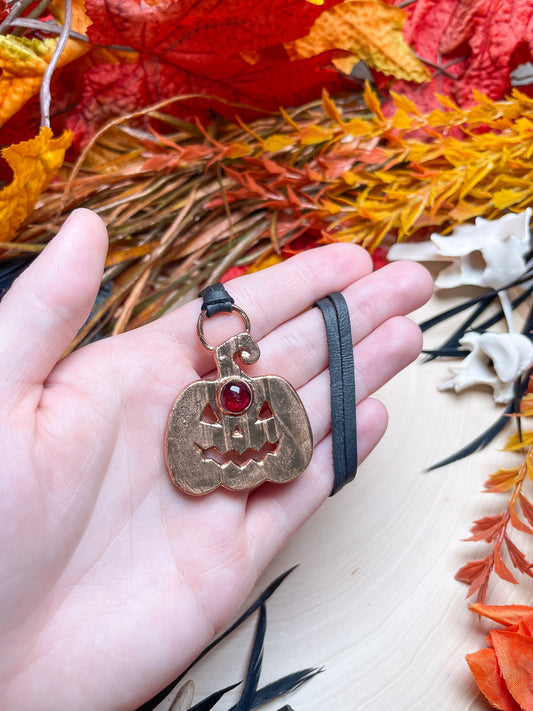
left=0, top=209, right=432, bottom=710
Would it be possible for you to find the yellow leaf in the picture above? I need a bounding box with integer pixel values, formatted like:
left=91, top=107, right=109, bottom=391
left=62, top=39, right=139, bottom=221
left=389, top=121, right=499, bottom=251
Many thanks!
left=0, top=0, right=91, bottom=127
left=391, top=109, right=414, bottom=130
left=344, top=116, right=377, bottom=136
left=246, top=252, right=285, bottom=273
left=0, top=127, right=72, bottom=241
left=262, top=134, right=294, bottom=152
left=505, top=430, right=533, bottom=451
left=300, top=124, right=333, bottom=145
left=322, top=89, right=343, bottom=124
left=363, top=81, right=385, bottom=121
left=491, top=188, right=529, bottom=210
left=390, top=91, right=421, bottom=115
left=287, top=0, right=430, bottom=83
left=105, top=244, right=154, bottom=267
left=224, top=142, right=254, bottom=159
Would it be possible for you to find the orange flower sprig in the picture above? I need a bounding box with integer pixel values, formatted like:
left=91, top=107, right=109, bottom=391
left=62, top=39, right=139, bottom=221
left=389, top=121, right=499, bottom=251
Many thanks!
left=455, top=441, right=533, bottom=603
left=466, top=603, right=533, bottom=710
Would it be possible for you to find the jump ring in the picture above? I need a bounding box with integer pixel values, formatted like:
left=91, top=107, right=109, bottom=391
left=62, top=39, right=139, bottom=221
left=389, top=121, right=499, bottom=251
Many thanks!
left=197, top=306, right=251, bottom=351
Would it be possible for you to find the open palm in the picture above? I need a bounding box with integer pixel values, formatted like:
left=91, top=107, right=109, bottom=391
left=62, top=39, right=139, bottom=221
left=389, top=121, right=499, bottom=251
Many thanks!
left=0, top=209, right=432, bottom=710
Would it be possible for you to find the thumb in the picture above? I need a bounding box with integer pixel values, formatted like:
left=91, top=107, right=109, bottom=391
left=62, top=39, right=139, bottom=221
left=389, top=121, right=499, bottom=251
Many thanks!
left=0, top=209, right=108, bottom=403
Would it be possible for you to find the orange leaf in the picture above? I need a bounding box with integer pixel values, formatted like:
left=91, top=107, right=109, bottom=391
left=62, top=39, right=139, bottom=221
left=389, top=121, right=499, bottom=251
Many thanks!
left=455, top=555, right=492, bottom=599
left=491, top=630, right=533, bottom=709
left=287, top=0, right=429, bottom=82
left=494, top=547, right=518, bottom=585
left=505, top=538, right=533, bottom=578
left=509, top=504, right=533, bottom=535
left=467, top=514, right=505, bottom=543
left=321, top=89, right=344, bottom=124
left=519, top=494, right=533, bottom=528
left=470, top=604, right=533, bottom=635
left=0, top=127, right=72, bottom=241
left=484, top=467, right=522, bottom=493
left=105, top=244, right=154, bottom=267
left=466, top=648, right=521, bottom=711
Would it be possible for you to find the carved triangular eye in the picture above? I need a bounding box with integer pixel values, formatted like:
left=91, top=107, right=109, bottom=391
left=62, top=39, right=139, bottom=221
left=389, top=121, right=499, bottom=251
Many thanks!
left=257, top=400, right=274, bottom=420
left=200, top=404, right=220, bottom=424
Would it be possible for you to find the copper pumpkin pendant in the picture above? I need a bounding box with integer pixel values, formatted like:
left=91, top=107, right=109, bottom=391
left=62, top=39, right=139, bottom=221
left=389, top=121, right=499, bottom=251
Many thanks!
left=165, top=308, right=313, bottom=495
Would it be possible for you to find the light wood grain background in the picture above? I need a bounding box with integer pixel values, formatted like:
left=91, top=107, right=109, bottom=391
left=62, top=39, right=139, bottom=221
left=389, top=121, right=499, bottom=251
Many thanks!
left=159, top=285, right=533, bottom=711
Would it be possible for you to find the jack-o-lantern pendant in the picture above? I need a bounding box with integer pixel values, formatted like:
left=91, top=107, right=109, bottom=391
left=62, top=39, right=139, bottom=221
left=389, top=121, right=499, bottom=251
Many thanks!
left=165, top=306, right=313, bottom=495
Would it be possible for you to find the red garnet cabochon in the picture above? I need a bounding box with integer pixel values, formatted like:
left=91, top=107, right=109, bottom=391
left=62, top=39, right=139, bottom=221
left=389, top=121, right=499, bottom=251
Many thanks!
left=219, top=379, right=252, bottom=414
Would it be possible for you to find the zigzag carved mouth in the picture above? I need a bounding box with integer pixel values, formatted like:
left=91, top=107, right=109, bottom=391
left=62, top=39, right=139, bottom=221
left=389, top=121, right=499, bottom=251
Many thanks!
left=197, top=441, right=278, bottom=467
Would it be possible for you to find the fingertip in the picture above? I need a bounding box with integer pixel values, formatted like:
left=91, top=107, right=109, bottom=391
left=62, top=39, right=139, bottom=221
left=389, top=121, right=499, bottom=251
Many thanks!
left=58, top=207, right=108, bottom=260
left=407, top=260, right=434, bottom=303
left=314, top=241, right=374, bottom=278
left=0, top=208, right=109, bottom=397
left=387, top=315, right=424, bottom=362
left=381, top=260, right=434, bottom=307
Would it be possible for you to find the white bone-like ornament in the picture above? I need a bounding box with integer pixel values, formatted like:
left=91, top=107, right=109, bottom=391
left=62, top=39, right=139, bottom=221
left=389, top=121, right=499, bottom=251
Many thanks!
left=439, top=332, right=533, bottom=403
left=387, top=208, right=532, bottom=290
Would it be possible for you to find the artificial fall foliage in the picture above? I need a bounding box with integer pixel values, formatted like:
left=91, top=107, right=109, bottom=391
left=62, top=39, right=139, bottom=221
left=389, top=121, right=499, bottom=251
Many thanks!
left=385, top=0, right=533, bottom=112
left=466, top=604, right=533, bottom=710
left=2, top=86, right=533, bottom=344
left=455, top=408, right=533, bottom=603
left=0, top=0, right=429, bottom=152
left=286, top=0, right=430, bottom=82
left=0, top=0, right=91, bottom=126
left=0, top=127, right=72, bottom=241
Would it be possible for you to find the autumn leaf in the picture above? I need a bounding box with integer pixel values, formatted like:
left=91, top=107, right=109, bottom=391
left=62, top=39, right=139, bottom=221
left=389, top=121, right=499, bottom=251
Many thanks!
left=484, top=467, right=523, bottom=493
left=0, top=0, right=92, bottom=127
left=439, top=0, right=533, bottom=106
left=455, top=555, right=492, bottom=599
left=0, top=127, right=72, bottom=241
left=66, top=0, right=354, bottom=147
left=385, top=0, right=533, bottom=111
left=467, top=605, right=533, bottom=710
left=505, top=538, right=533, bottom=578
left=466, top=514, right=505, bottom=543
left=287, top=0, right=430, bottom=82
left=469, top=603, right=533, bottom=634
left=491, top=630, right=533, bottom=709
left=466, top=648, right=522, bottom=711
left=519, top=494, right=533, bottom=528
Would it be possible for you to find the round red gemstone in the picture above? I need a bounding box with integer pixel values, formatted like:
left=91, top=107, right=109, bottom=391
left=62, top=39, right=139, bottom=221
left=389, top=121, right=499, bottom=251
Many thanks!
left=219, top=379, right=252, bottom=414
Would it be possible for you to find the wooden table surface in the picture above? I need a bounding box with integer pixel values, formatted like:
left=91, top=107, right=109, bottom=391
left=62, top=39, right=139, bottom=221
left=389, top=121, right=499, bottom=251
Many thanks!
left=158, top=285, right=533, bottom=711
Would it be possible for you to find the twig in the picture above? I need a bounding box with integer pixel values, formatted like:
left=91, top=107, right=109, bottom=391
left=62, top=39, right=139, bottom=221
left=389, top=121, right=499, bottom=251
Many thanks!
left=415, top=53, right=460, bottom=80
left=216, top=163, right=236, bottom=245
left=25, top=0, right=54, bottom=20
left=8, top=17, right=87, bottom=40
left=9, top=18, right=137, bottom=51
left=0, top=0, right=35, bottom=34
left=39, top=0, right=73, bottom=128
left=11, top=0, right=52, bottom=35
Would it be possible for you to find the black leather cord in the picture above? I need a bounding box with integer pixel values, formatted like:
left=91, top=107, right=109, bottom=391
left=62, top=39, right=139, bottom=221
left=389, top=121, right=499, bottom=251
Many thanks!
left=315, top=293, right=357, bottom=496
left=199, top=282, right=234, bottom=316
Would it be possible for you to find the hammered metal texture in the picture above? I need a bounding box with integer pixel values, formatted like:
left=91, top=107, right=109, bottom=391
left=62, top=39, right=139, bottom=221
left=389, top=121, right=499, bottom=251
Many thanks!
left=165, top=332, right=313, bottom=495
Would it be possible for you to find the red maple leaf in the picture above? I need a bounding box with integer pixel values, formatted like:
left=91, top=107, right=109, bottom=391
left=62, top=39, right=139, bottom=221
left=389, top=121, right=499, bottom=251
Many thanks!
left=382, top=0, right=533, bottom=111
left=67, top=0, right=354, bottom=148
